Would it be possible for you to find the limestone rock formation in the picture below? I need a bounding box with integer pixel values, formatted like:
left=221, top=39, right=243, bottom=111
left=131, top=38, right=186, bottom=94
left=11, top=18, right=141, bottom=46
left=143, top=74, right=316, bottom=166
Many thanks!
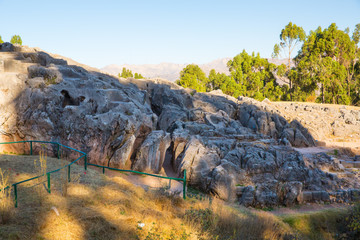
left=1, top=42, right=360, bottom=207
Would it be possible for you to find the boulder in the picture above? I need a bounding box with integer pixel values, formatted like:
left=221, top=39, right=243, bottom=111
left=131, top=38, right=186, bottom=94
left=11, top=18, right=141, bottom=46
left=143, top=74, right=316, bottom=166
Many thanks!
left=109, top=135, right=136, bottom=168
left=0, top=42, right=14, bottom=52
left=133, top=130, right=171, bottom=173
left=177, top=137, right=220, bottom=191
left=239, top=186, right=255, bottom=207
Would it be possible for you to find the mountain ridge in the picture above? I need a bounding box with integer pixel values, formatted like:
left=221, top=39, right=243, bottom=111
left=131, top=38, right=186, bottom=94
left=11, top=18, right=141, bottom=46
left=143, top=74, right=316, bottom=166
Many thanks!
left=101, top=58, right=290, bottom=82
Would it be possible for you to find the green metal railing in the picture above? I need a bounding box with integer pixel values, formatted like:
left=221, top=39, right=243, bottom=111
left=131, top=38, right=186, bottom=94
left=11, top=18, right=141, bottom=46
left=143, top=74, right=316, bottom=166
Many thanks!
left=87, top=163, right=187, bottom=199
left=0, top=140, right=87, bottom=207
left=0, top=140, right=187, bottom=207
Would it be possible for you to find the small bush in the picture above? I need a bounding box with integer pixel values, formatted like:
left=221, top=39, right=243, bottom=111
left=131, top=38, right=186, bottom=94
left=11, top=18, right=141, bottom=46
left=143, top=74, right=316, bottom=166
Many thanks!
left=343, top=203, right=360, bottom=239
left=44, top=75, right=57, bottom=85
left=306, top=94, right=317, bottom=102
left=185, top=208, right=216, bottom=232
left=136, top=222, right=190, bottom=240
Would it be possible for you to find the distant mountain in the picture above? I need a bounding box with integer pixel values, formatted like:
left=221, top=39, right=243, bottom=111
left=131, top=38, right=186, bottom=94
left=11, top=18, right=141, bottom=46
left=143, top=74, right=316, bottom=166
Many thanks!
left=101, top=58, right=291, bottom=82
left=101, top=58, right=231, bottom=82
left=268, top=58, right=295, bottom=68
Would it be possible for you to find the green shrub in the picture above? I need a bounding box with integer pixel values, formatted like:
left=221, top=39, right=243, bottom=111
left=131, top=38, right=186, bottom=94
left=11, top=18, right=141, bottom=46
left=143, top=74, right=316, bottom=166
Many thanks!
left=10, top=35, right=22, bottom=46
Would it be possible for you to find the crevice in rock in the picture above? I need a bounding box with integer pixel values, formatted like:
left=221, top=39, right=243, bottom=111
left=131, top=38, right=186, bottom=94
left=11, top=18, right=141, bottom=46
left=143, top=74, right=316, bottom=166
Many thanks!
left=130, top=125, right=152, bottom=167
left=163, top=143, right=177, bottom=177
left=61, top=90, right=79, bottom=107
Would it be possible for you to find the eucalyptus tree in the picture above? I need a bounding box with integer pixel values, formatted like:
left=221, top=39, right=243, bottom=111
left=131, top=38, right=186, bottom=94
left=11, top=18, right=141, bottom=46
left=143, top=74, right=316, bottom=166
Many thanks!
left=272, top=22, right=306, bottom=90
left=227, top=50, right=283, bottom=100
left=295, top=23, right=358, bottom=104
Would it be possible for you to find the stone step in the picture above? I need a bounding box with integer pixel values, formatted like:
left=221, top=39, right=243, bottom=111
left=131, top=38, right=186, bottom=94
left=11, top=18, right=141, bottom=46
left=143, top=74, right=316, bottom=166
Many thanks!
left=340, top=160, right=360, bottom=168
left=0, top=58, right=34, bottom=74
left=298, top=189, right=360, bottom=203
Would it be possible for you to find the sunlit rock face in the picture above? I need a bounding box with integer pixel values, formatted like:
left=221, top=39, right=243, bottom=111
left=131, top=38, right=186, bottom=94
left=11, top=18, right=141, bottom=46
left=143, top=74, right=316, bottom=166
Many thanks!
left=1, top=42, right=360, bottom=207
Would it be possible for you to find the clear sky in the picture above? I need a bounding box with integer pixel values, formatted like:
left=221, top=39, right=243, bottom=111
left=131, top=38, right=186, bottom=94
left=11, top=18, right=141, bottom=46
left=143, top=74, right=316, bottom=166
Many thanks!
left=1, top=0, right=359, bottom=68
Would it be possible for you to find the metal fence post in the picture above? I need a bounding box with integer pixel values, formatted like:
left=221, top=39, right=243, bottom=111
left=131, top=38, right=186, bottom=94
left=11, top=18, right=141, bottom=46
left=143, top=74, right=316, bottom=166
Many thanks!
left=183, top=169, right=186, bottom=200
left=47, top=173, right=51, bottom=193
left=30, top=141, right=33, bottom=155
left=102, top=167, right=105, bottom=174
left=68, top=165, right=71, bottom=182
left=57, top=144, right=60, bottom=159
left=84, top=154, right=87, bottom=171
left=14, top=184, right=18, bottom=208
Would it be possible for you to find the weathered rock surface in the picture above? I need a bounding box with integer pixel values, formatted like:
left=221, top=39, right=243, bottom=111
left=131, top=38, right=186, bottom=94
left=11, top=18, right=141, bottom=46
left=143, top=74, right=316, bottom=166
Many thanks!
left=133, top=130, right=170, bottom=173
left=1, top=42, right=360, bottom=207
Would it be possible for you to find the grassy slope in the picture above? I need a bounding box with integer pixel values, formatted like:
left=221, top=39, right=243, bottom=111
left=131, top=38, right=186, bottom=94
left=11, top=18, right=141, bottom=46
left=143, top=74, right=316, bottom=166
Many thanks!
left=0, top=154, right=353, bottom=240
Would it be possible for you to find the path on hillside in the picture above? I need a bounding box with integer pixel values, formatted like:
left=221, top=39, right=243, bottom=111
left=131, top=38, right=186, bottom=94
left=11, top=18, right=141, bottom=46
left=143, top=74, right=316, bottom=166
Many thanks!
left=293, top=146, right=332, bottom=156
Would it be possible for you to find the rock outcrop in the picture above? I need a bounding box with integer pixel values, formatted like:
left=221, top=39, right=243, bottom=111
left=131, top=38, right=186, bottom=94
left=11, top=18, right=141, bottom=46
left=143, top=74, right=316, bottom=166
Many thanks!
left=1, top=42, right=360, bottom=207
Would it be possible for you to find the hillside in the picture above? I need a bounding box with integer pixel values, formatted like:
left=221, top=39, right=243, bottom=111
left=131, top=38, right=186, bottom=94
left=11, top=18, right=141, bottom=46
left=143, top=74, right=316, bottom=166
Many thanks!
left=1, top=42, right=360, bottom=209
left=101, top=58, right=231, bottom=82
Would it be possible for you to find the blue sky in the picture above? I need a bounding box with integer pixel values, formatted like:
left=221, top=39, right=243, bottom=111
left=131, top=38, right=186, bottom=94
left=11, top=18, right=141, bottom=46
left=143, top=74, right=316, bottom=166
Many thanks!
left=1, top=0, right=359, bottom=68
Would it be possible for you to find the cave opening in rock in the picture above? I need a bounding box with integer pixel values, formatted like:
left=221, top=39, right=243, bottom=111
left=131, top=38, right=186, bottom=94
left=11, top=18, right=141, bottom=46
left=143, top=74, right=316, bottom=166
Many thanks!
left=61, top=90, right=79, bottom=107
left=162, top=142, right=177, bottom=177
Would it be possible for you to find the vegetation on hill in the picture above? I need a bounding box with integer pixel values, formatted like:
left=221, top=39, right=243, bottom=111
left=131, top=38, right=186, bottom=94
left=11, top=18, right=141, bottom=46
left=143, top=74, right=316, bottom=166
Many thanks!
left=177, top=22, right=360, bottom=106
left=176, top=50, right=286, bottom=101
left=10, top=35, right=22, bottom=46
left=118, top=67, right=144, bottom=79
left=0, top=35, right=23, bottom=45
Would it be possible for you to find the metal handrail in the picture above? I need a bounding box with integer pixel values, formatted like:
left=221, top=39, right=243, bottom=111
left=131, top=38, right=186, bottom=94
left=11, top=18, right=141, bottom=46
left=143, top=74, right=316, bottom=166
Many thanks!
left=0, top=140, right=87, bottom=207
left=87, top=163, right=187, bottom=199
left=0, top=140, right=187, bottom=207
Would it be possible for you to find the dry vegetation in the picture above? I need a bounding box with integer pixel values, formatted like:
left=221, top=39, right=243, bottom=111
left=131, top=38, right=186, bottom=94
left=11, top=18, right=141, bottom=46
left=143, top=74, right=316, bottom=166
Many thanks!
left=0, top=154, right=357, bottom=240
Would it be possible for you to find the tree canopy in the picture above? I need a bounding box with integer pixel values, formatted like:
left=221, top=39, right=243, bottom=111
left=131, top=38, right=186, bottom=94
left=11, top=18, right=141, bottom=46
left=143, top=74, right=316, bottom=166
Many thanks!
left=118, top=67, right=144, bottom=79
left=177, top=64, right=208, bottom=92
left=272, top=22, right=306, bottom=93
left=176, top=22, right=360, bottom=106
left=177, top=50, right=285, bottom=101
left=294, top=23, right=359, bottom=104
left=10, top=35, right=22, bottom=45
left=0, top=35, right=3, bottom=44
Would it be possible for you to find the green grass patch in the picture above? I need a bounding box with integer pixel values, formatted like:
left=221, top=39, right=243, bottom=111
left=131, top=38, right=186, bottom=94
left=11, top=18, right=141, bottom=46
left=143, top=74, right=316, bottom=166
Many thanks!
left=281, top=209, right=347, bottom=239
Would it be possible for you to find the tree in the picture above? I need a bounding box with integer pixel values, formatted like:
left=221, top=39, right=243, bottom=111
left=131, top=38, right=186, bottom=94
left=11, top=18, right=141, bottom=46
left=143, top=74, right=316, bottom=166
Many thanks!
left=295, top=23, right=357, bottom=104
left=176, top=64, right=210, bottom=92
left=134, top=73, right=144, bottom=79
left=177, top=64, right=208, bottom=92
left=353, top=24, right=360, bottom=44
left=10, top=35, right=22, bottom=45
left=227, top=50, right=283, bottom=101
left=0, top=35, right=3, bottom=44
left=272, top=22, right=306, bottom=90
left=118, top=67, right=133, bottom=78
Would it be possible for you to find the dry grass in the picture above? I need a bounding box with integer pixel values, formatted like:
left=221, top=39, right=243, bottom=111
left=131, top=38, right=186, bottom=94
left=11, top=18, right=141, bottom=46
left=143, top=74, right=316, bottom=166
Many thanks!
left=33, top=145, right=48, bottom=206
left=0, top=154, right=352, bottom=239
left=0, top=168, right=14, bottom=224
